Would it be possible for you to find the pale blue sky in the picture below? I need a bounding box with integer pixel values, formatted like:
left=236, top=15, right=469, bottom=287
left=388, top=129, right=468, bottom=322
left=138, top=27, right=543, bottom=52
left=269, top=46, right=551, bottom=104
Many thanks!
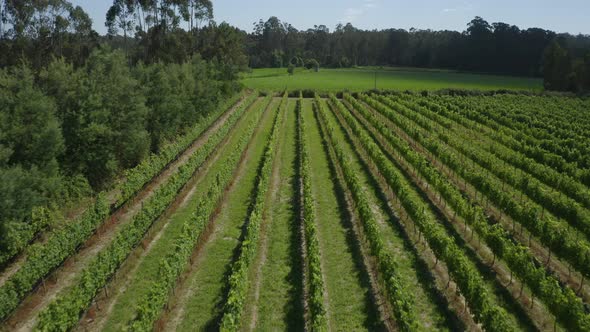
left=71, top=0, right=590, bottom=35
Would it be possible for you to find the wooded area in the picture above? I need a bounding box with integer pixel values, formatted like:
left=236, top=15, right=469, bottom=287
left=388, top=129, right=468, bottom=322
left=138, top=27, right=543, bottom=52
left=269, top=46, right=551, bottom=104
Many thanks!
left=246, top=16, right=590, bottom=92
left=0, top=0, right=245, bottom=257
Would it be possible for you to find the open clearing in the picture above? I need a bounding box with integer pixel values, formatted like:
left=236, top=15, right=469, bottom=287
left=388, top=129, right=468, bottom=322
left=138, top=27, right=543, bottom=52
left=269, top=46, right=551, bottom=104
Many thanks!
left=241, top=67, right=542, bottom=91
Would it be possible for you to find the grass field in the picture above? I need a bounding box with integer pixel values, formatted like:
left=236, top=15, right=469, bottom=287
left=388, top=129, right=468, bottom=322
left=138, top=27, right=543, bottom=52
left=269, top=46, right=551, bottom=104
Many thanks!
left=241, top=67, right=542, bottom=91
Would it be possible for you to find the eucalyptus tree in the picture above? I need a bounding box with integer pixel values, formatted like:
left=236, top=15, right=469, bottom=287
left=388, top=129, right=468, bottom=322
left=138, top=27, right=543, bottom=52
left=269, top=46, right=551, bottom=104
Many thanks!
left=188, top=0, right=212, bottom=31
left=0, top=0, right=5, bottom=37
left=106, top=0, right=135, bottom=54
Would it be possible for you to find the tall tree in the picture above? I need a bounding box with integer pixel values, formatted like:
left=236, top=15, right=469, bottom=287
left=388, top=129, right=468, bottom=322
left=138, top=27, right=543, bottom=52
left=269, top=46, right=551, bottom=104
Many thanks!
left=189, top=0, right=212, bottom=31
left=106, top=0, right=134, bottom=54
left=0, top=0, right=6, bottom=37
left=465, top=16, right=493, bottom=70
left=542, top=40, right=572, bottom=91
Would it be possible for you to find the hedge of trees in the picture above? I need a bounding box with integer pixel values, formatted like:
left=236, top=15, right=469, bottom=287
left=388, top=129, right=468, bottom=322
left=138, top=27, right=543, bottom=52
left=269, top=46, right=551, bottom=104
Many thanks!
left=247, top=16, right=590, bottom=92
left=0, top=0, right=245, bottom=265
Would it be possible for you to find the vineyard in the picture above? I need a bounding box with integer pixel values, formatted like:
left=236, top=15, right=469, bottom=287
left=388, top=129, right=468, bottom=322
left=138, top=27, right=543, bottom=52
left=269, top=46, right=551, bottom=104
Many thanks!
left=1, top=90, right=590, bottom=332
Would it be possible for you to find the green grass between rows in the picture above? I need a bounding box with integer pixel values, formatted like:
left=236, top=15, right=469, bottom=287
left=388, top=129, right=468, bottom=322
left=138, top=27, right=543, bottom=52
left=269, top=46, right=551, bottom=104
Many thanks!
left=303, top=99, right=381, bottom=330
left=250, top=98, right=305, bottom=330
left=320, top=98, right=455, bottom=331
left=176, top=98, right=277, bottom=331
left=101, top=97, right=266, bottom=332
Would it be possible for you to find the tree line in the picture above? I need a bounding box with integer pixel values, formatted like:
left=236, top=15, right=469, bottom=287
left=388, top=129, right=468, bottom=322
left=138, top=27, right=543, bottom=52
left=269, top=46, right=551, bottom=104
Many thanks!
left=0, top=0, right=247, bottom=256
left=246, top=16, right=590, bottom=92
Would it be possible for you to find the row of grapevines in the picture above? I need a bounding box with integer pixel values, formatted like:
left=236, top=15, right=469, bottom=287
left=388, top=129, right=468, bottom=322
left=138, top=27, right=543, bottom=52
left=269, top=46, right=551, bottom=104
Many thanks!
left=0, top=93, right=254, bottom=321
left=218, top=93, right=286, bottom=331
left=394, top=95, right=590, bottom=238
left=297, top=95, right=328, bottom=331
left=323, top=95, right=516, bottom=332
left=345, top=94, right=590, bottom=331
left=0, top=194, right=109, bottom=320
left=0, top=207, right=52, bottom=268
left=412, top=95, right=590, bottom=211
left=438, top=95, right=590, bottom=184
left=116, top=91, right=250, bottom=207
left=127, top=96, right=269, bottom=331
left=362, top=94, right=590, bottom=280
left=459, top=95, right=590, bottom=161
left=34, top=94, right=265, bottom=331
left=317, top=96, right=420, bottom=331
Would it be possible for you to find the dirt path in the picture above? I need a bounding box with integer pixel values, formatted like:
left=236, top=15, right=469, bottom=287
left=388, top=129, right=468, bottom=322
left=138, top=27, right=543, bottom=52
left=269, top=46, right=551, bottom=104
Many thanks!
left=2, top=95, right=251, bottom=332
left=158, top=99, right=273, bottom=332
left=74, top=98, right=258, bottom=332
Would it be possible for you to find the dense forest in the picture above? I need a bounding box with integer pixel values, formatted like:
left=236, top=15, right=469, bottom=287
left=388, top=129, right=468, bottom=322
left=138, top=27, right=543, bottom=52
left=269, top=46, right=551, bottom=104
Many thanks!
left=0, top=0, right=246, bottom=257
left=246, top=16, right=590, bottom=92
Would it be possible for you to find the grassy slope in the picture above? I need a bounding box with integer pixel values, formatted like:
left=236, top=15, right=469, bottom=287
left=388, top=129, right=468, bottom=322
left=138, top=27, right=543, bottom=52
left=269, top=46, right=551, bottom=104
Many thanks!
left=303, top=99, right=381, bottom=331
left=248, top=99, right=305, bottom=330
left=175, top=98, right=278, bottom=331
left=100, top=98, right=266, bottom=331
left=241, top=67, right=542, bottom=92
left=321, top=98, right=453, bottom=331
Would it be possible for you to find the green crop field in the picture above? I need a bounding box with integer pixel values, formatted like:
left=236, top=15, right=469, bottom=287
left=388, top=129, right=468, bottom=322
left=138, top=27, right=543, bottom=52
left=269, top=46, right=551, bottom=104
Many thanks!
left=241, top=67, right=543, bottom=91
left=6, top=88, right=590, bottom=332
left=3, top=1, right=590, bottom=331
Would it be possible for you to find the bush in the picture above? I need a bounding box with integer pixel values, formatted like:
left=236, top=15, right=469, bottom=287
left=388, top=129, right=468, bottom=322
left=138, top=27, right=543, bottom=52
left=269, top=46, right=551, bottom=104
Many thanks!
left=305, top=59, right=320, bottom=72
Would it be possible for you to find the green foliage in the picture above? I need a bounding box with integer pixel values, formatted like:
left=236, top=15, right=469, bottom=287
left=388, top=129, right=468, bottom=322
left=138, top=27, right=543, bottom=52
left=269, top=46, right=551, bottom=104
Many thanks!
left=323, top=95, right=516, bottom=332
left=247, top=15, right=590, bottom=83
left=297, top=95, right=328, bottom=331
left=287, top=64, right=295, bottom=75
left=359, top=93, right=590, bottom=331
left=35, top=93, right=259, bottom=332
left=434, top=94, right=590, bottom=176
left=317, top=96, right=419, bottom=332
left=242, top=67, right=542, bottom=92
left=398, top=95, right=590, bottom=242
left=117, top=92, right=249, bottom=207
left=127, top=94, right=264, bottom=331
left=0, top=0, right=98, bottom=68
left=137, top=59, right=212, bottom=151
left=305, top=59, right=320, bottom=72
left=36, top=49, right=149, bottom=188
left=0, top=193, right=109, bottom=320
left=370, top=94, right=590, bottom=280
left=542, top=41, right=573, bottom=91
left=0, top=65, right=64, bottom=170
left=0, top=65, right=64, bottom=259
left=0, top=91, right=247, bottom=323
left=84, top=49, right=150, bottom=178
left=0, top=48, right=240, bottom=263
left=219, top=94, right=284, bottom=331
